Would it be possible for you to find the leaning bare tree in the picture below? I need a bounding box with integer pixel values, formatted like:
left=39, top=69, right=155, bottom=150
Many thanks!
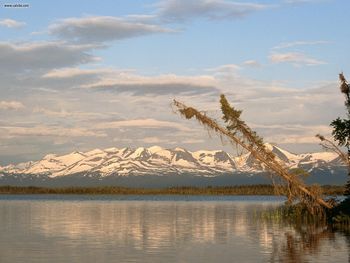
left=173, top=95, right=332, bottom=213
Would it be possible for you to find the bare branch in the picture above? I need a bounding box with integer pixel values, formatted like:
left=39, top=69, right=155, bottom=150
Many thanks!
left=316, top=134, right=349, bottom=166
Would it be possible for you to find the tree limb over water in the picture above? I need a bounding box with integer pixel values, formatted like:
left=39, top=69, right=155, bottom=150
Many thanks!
left=172, top=95, right=333, bottom=213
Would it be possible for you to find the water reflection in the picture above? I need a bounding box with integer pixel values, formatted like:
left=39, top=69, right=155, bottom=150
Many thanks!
left=0, top=196, right=348, bottom=263
left=267, top=218, right=349, bottom=263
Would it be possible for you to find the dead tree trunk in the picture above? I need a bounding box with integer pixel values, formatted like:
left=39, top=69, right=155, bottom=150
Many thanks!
left=173, top=99, right=332, bottom=211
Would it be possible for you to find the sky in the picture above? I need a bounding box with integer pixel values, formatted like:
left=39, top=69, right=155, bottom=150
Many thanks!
left=0, top=0, right=349, bottom=165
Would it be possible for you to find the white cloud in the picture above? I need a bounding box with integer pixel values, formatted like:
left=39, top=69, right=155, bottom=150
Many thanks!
left=49, top=16, right=173, bottom=43
left=33, top=107, right=106, bottom=119
left=1, top=125, right=106, bottom=137
left=243, top=60, right=261, bottom=68
left=272, top=40, right=330, bottom=49
left=137, top=136, right=180, bottom=145
left=284, top=0, right=327, bottom=4
left=141, top=136, right=168, bottom=144
left=156, top=0, right=268, bottom=22
left=43, top=67, right=218, bottom=95
left=95, top=118, right=192, bottom=132
left=33, top=107, right=72, bottom=118
left=49, top=68, right=215, bottom=86
left=182, top=139, right=206, bottom=144
left=269, top=52, right=326, bottom=66
left=206, top=64, right=241, bottom=73
left=0, top=101, right=25, bottom=110
left=251, top=123, right=333, bottom=144
left=42, top=67, right=121, bottom=78
left=0, top=19, right=25, bottom=28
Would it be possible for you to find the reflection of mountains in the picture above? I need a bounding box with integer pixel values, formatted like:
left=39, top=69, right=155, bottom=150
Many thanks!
left=34, top=202, right=269, bottom=248
left=1, top=200, right=348, bottom=263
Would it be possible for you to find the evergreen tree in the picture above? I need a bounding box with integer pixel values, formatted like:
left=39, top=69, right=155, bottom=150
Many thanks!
left=331, top=73, right=350, bottom=195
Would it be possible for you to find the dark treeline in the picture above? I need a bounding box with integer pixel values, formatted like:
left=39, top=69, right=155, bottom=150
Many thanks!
left=0, top=185, right=345, bottom=196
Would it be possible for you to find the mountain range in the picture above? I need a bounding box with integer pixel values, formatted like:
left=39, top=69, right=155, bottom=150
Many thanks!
left=0, top=144, right=347, bottom=187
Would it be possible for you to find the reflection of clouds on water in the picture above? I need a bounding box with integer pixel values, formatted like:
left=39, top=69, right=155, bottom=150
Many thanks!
left=0, top=200, right=348, bottom=263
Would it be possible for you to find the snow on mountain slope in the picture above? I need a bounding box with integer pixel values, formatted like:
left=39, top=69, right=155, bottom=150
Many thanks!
left=193, top=150, right=236, bottom=171
left=236, top=143, right=306, bottom=172
left=0, top=144, right=343, bottom=178
left=265, top=143, right=299, bottom=164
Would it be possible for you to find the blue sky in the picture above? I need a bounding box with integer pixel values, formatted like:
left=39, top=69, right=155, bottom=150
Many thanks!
left=0, top=0, right=349, bottom=164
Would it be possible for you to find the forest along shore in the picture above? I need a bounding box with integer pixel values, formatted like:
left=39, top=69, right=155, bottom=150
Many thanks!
left=0, top=185, right=345, bottom=195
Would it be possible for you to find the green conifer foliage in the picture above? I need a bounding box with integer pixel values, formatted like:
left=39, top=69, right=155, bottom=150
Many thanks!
left=331, top=73, right=350, bottom=195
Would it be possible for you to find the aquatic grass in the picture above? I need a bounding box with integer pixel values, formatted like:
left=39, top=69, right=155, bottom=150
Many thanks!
left=259, top=197, right=350, bottom=229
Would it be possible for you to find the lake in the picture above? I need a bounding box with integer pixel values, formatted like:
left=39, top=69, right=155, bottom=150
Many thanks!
left=0, top=195, right=348, bottom=263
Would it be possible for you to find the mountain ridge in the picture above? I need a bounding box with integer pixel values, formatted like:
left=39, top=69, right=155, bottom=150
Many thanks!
left=0, top=144, right=345, bottom=178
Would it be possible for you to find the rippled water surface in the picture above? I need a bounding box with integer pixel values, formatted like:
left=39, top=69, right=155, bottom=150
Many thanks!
left=0, top=195, right=348, bottom=263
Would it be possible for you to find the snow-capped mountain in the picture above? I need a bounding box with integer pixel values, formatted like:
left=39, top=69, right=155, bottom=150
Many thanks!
left=0, top=144, right=345, bottom=179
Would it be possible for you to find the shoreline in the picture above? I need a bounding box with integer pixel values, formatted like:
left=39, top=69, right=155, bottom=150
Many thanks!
left=0, top=185, right=344, bottom=196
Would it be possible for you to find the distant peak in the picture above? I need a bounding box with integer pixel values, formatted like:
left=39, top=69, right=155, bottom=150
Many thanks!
left=43, top=154, right=57, bottom=160
left=174, top=147, right=186, bottom=152
left=86, top=149, right=104, bottom=155
left=135, top=146, right=146, bottom=150
left=105, top=147, right=119, bottom=153
left=117, top=147, right=131, bottom=156
left=71, top=150, right=83, bottom=155
left=120, top=147, right=130, bottom=151
left=148, top=145, right=165, bottom=154
left=134, top=147, right=147, bottom=155
left=263, top=143, right=275, bottom=151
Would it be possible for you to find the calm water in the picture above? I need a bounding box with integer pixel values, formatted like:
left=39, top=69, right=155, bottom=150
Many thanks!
left=0, top=195, right=348, bottom=263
